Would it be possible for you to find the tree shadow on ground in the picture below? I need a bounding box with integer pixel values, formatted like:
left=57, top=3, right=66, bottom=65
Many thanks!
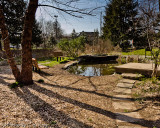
left=39, top=70, right=53, bottom=76
left=0, top=75, right=15, bottom=80
left=0, top=74, right=159, bottom=127
left=28, top=83, right=158, bottom=128
left=13, top=86, right=93, bottom=128
left=41, top=80, right=135, bottom=101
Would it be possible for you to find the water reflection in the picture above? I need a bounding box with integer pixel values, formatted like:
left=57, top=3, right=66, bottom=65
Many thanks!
left=67, top=63, right=117, bottom=76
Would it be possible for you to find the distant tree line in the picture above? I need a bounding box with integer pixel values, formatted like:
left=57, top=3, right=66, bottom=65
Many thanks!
left=102, top=0, right=160, bottom=50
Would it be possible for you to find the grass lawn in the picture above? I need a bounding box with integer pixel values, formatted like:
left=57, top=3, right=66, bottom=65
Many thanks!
left=122, top=49, right=151, bottom=56
left=38, top=57, right=75, bottom=67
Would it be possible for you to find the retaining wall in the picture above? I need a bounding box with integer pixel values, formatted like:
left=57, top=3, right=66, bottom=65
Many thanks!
left=0, top=49, right=63, bottom=59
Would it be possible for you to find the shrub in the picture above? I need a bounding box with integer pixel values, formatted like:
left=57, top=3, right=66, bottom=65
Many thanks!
left=84, top=39, right=114, bottom=55
left=58, top=36, right=86, bottom=58
left=37, top=79, right=44, bottom=83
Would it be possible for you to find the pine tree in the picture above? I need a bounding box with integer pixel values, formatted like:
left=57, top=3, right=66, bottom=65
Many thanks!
left=32, top=20, right=43, bottom=47
left=53, top=20, right=63, bottom=39
left=102, top=0, right=138, bottom=48
left=71, top=29, right=77, bottom=39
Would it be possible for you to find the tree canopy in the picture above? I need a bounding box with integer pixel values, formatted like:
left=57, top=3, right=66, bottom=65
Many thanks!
left=32, top=20, right=43, bottom=47
left=0, top=0, right=25, bottom=47
left=102, top=0, right=138, bottom=48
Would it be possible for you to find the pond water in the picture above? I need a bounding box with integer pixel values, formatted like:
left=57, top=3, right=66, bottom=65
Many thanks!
left=67, top=63, right=118, bottom=76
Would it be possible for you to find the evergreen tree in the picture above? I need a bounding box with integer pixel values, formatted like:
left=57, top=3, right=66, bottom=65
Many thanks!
left=71, top=29, right=77, bottom=39
left=102, top=0, right=138, bottom=48
left=53, top=20, right=63, bottom=39
left=0, top=0, right=26, bottom=47
left=32, top=20, right=43, bottom=47
left=49, top=35, right=57, bottom=46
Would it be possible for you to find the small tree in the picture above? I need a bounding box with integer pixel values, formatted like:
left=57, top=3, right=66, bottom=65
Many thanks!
left=49, top=35, right=57, bottom=47
left=58, top=36, right=86, bottom=58
left=71, top=29, right=77, bottom=39
left=53, top=19, right=63, bottom=39
left=139, top=0, right=160, bottom=77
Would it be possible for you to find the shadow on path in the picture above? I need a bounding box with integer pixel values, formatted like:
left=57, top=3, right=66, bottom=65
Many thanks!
left=29, top=83, right=158, bottom=128
left=13, top=86, right=93, bottom=128
left=0, top=73, right=159, bottom=127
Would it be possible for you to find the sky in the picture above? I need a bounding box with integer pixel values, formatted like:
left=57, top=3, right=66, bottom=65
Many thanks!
left=36, top=0, right=108, bottom=35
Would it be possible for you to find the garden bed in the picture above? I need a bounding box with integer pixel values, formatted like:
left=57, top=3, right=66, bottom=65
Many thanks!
left=132, top=78, right=160, bottom=127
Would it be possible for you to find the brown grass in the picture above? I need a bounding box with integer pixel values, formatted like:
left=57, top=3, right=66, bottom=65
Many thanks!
left=84, top=39, right=114, bottom=55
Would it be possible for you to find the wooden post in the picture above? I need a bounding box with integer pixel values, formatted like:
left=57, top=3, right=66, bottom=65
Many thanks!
left=145, top=48, right=146, bottom=58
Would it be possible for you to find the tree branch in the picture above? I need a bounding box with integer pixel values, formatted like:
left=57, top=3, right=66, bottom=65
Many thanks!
left=38, top=4, right=95, bottom=18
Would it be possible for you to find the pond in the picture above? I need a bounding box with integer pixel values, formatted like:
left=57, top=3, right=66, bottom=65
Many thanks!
left=67, top=63, right=118, bottom=76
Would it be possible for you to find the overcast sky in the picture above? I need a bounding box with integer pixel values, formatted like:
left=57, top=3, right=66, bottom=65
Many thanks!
left=36, top=0, right=108, bottom=34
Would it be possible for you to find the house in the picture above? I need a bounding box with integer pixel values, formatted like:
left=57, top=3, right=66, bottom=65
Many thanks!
left=79, top=31, right=99, bottom=44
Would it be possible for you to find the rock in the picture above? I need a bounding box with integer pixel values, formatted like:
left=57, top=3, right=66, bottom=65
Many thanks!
left=62, top=61, right=78, bottom=69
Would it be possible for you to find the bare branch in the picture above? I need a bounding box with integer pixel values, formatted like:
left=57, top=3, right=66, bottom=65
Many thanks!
left=38, top=4, right=95, bottom=18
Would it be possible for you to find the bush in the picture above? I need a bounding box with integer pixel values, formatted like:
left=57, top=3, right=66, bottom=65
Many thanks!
left=58, top=36, right=86, bottom=58
left=37, top=79, right=44, bottom=83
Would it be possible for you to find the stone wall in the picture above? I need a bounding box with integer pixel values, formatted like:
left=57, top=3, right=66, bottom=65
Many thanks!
left=0, top=49, right=63, bottom=59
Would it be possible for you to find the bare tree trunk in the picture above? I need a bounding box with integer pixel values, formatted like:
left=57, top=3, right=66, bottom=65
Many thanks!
left=20, top=0, right=38, bottom=85
left=0, top=7, right=21, bottom=81
left=159, top=0, right=160, bottom=12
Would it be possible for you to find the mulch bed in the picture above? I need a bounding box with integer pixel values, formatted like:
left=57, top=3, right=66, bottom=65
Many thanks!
left=0, top=65, right=120, bottom=128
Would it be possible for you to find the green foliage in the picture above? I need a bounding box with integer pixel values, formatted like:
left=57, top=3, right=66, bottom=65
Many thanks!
left=132, top=92, right=141, bottom=98
left=37, top=79, right=44, bottom=83
left=49, top=36, right=57, bottom=46
left=124, top=109, right=129, bottom=113
left=122, top=49, right=151, bottom=56
left=38, top=57, right=74, bottom=67
left=42, top=61, right=59, bottom=67
left=50, top=121, right=57, bottom=125
left=102, top=0, right=138, bottom=48
left=58, top=36, right=86, bottom=58
left=151, top=77, right=158, bottom=84
left=0, top=0, right=26, bottom=46
left=32, top=20, right=43, bottom=47
left=9, top=82, right=23, bottom=88
left=0, top=1, right=43, bottom=48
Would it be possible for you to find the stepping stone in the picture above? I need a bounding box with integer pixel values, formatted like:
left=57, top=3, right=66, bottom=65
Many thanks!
left=113, top=102, right=136, bottom=110
left=122, top=73, right=143, bottom=80
left=116, top=112, right=142, bottom=123
left=113, top=95, right=133, bottom=101
left=114, top=87, right=131, bottom=94
left=120, top=79, right=135, bottom=84
left=116, top=83, right=133, bottom=89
